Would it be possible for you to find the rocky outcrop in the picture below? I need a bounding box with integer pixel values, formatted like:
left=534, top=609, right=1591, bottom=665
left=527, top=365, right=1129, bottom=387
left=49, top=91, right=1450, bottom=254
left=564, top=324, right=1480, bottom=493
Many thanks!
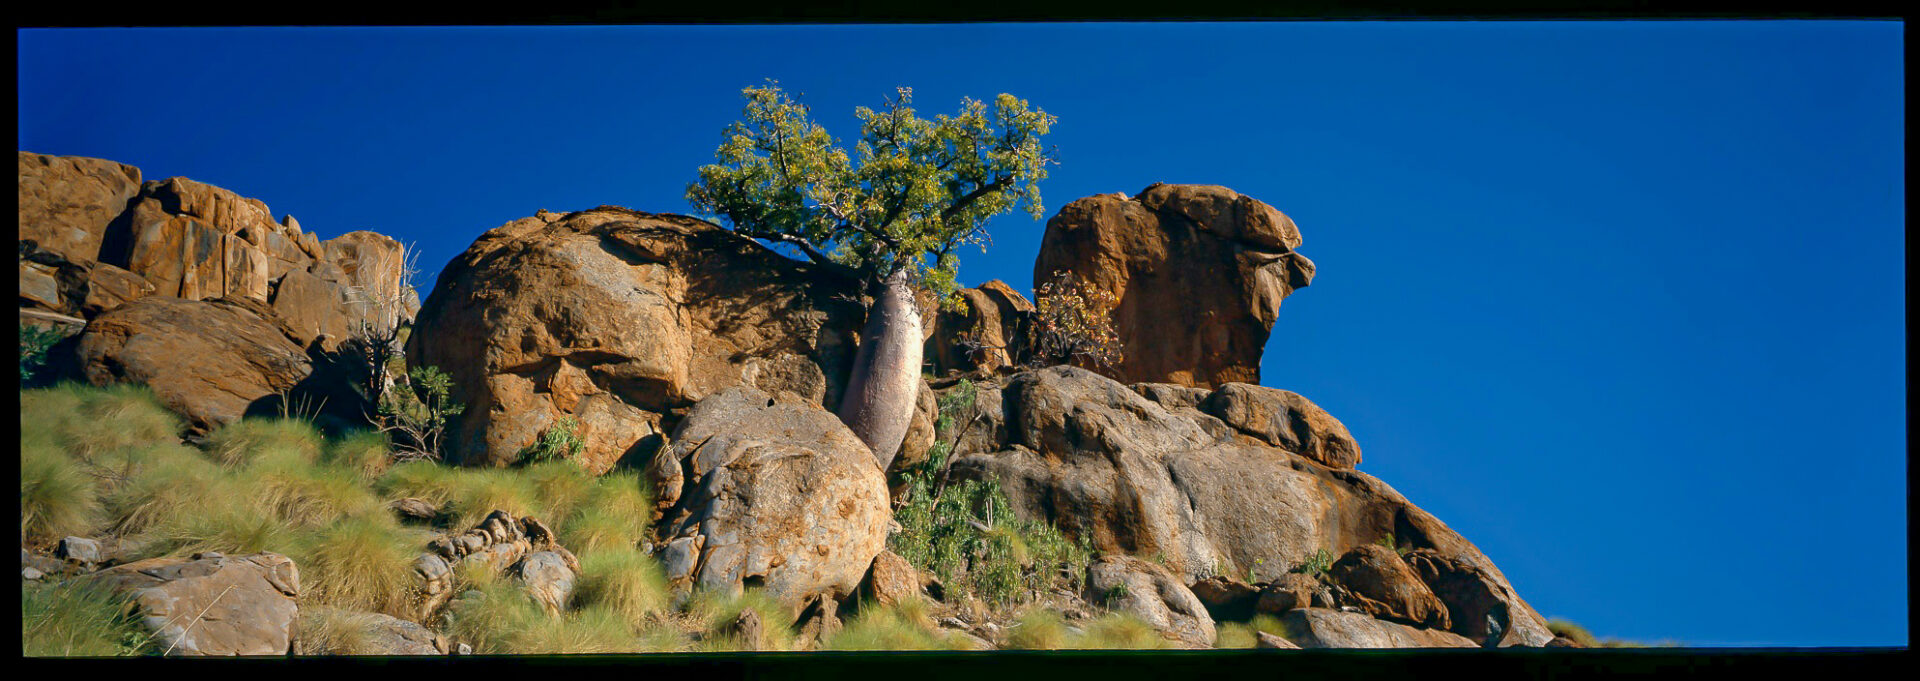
left=943, top=366, right=1553, bottom=647
left=87, top=551, right=302, bottom=656
left=925, top=280, right=1034, bottom=377
left=1084, top=554, right=1216, bottom=648
left=1201, top=383, right=1361, bottom=469
left=17, top=152, right=143, bottom=262
left=411, top=511, right=577, bottom=623
left=650, top=385, right=890, bottom=606
left=76, top=296, right=312, bottom=434
left=1325, top=544, right=1451, bottom=630
left=1033, top=184, right=1314, bottom=388
left=1277, top=608, right=1478, bottom=649
left=18, top=152, right=415, bottom=353
left=407, top=207, right=865, bottom=472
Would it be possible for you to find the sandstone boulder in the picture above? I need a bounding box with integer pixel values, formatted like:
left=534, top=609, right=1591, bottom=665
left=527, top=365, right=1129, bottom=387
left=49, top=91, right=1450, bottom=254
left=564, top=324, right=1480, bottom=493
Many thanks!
left=925, top=279, right=1034, bottom=377
left=87, top=552, right=301, bottom=656
left=76, top=296, right=311, bottom=434
left=1403, top=548, right=1527, bottom=647
left=861, top=549, right=924, bottom=608
left=1033, top=184, right=1315, bottom=388
left=17, top=152, right=142, bottom=262
left=1277, top=608, right=1477, bottom=649
left=1255, top=631, right=1300, bottom=649
left=944, top=366, right=1553, bottom=646
left=1200, top=383, right=1361, bottom=469
left=1256, top=572, right=1336, bottom=615
left=1325, top=544, right=1451, bottom=630
left=302, top=607, right=450, bottom=655
left=650, top=385, right=890, bottom=606
left=1084, top=554, right=1216, bottom=648
left=513, top=550, right=577, bottom=615
left=407, top=207, right=864, bottom=472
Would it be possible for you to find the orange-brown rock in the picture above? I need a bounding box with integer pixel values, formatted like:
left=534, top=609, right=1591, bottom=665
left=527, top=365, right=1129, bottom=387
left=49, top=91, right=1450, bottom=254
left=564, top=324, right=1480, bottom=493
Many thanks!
left=17, top=152, right=142, bottom=262
left=1277, top=608, right=1477, bottom=649
left=1033, top=184, right=1314, bottom=388
left=407, top=207, right=864, bottom=472
left=76, top=296, right=311, bottom=433
left=1326, top=544, right=1451, bottom=630
left=925, top=279, right=1034, bottom=376
left=861, top=549, right=924, bottom=608
left=945, top=366, right=1555, bottom=646
left=1201, top=383, right=1361, bottom=469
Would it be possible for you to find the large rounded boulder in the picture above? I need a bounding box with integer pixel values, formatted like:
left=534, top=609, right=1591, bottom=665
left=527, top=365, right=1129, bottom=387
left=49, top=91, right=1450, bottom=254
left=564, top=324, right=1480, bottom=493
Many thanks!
left=76, top=296, right=312, bottom=434
left=407, top=208, right=864, bottom=473
left=649, top=386, right=890, bottom=608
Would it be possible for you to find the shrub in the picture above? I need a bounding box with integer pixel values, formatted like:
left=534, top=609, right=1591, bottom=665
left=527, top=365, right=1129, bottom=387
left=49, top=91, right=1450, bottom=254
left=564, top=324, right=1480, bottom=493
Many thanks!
left=1024, top=269, right=1123, bottom=370
left=19, top=324, right=67, bottom=384
left=376, top=365, right=464, bottom=462
left=890, top=379, right=1092, bottom=607
left=524, top=416, right=585, bottom=464
left=21, top=579, right=153, bottom=656
left=1290, top=548, right=1335, bottom=577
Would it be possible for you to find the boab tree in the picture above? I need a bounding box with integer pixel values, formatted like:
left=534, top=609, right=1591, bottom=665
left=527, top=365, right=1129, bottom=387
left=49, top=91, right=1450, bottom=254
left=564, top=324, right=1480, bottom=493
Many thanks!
left=688, top=82, right=1055, bottom=468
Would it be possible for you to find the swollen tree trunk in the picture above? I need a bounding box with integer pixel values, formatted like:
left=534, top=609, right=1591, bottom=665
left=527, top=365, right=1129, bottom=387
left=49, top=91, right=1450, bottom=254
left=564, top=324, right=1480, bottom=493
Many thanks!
left=838, top=269, right=924, bottom=471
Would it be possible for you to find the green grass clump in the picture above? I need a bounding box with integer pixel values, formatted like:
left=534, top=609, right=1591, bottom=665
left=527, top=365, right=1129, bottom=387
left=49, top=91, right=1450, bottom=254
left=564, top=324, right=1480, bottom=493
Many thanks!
left=683, top=587, right=800, bottom=652
left=440, top=578, right=663, bottom=654
left=572, top=546, right=671, bottom=629
left=21, top=383, right=182, bottom=466
left=21, top=579, right=153, bottom=656
left=376, top=462, right=540, bottom=530
left=558, top=472, right=652, bottom=553
left=521, top=459, right=599, bottom=521
left=324, top=429, right=393, bottom=481
left=1004, top=608, right=1072, bottom=650
left=248, top=460, right=385, bottom=529
left=294, top=607, right=379, bottom=656
left=286, top=515, right=431, bottom=618
left=98, top=448, right=230, bottom=537
left=822, top=597, right=971, bottom=651
left=1214, top=614, right=1293, bottom=648
left=204, top=417, right=324, bottom=469
left=1072, top=612, right=1179, bottom=649
left=1545, top=618, right=1677, bottom=648
left=21, top=442, right=103, bottom=543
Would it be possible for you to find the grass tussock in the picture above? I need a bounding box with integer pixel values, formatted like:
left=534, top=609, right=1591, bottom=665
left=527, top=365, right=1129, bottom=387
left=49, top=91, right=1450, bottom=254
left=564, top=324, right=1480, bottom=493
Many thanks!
left=294, top=607, right=379, bottom=656
left=1004, top=608, right=1072, bottom=650
left=822, top=597, right=971, bottom=651
left=22, top=580, right=153, bottom=657
left=21, top=383, right=182, bottom=463
left=1072, top=612, right=1179, bottom=649
left=572, top=546, right=671, bottom=628
left=683, top=587, right=800, bottom=652
left=287, top=516, right=432, bottom=618
left=21, top=442, right=104, bottom=543
left=558, top=473, right=652, bottom=553
left=1214, top=614, right=1292, bottom=648
left=324, top=429, right=393, bottom=481
left=204, top=417, right=324, bottom=469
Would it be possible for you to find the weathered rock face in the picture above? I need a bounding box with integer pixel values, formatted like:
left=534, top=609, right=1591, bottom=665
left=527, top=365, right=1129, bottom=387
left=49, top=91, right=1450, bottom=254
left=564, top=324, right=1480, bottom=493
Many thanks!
left=1033, top=184, right=1315, bottom=388
left=925, top=280, right=1034, bottom=377
left=514, top=550, right=578, bottom=615
left=88, top=552, right=302, bottom=656
left=1278, top=608, right=1478, bottom=649
left=408, top=207, right=865, bottom=473
left=1084, top=554, right=1217, bottom=648
left=17, top=152, right=143, bottom=262
left=17, top=152, right=416, bottom=354
left=411, top=511, right=576, bottom=623
left=861, top=549, right=924, bottom=608
left=1201, top=383, right=1361, bottom=469
left=650, top=386, right=890, bottom=606
left=943, top=366, right=1553, bottom=646
left=1325, top=544, right=1451, bottom=630
left=76, top=296, right=312, bottom=434
left=302, top=607, right=451, bottom=656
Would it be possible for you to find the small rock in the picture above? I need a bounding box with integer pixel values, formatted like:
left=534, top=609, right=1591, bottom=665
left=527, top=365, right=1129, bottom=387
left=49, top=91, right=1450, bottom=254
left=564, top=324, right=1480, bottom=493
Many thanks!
left=389, top=498, right=439, bottom=522
left=1255, top=631, right=1300, bottom=649
left=456, top=642, right=473, bottom=655
left=733, top=608, right=766, bottom=651
left=58, top=537, right=103, bottom=565
left=23, top=567, right=45, bottom=580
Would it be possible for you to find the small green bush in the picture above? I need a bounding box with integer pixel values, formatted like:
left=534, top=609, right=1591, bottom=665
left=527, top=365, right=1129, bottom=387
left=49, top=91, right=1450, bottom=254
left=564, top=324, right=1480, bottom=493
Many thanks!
left=286, top=515, right=431, bottom=617
left=324, top=429, right=393, bottom=481
left=890, top=379, right=1092, bottom=607
left=19, top=324, right=67, bottom=384
left=376, top=365, right=464, bottom=461
left=204, top=417, right=324, bottom=469
left=572, top=546, right=672, bottom=628
left=20, top=443, right=103, bottom=543
left=1290, top=548, right=1335, bottom=577
left=524, top=416, right=585, bottom=464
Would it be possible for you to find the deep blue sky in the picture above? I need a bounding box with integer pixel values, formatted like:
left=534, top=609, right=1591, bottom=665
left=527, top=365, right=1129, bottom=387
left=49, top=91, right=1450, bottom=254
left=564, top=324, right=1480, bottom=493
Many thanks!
left=18, top=23, right=1904, bottom=646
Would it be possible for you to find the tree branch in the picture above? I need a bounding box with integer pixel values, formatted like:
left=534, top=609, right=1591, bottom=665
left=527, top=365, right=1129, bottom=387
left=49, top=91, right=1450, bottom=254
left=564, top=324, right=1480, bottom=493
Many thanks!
left=940, top=176, right=1012, bottom=222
